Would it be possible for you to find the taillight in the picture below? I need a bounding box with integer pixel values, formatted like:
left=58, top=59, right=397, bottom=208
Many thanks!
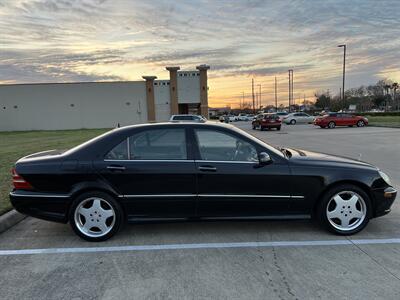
left=11, top=168, right=33, bottom=190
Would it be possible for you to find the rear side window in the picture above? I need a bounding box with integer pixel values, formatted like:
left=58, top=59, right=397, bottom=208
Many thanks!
left=173, top=116, right=193, bottom=120
left=105, top=129, right=187, bottom=160
left=105, top=139, right=128, bottom=160
left=129, top=129, right=187, bottom=160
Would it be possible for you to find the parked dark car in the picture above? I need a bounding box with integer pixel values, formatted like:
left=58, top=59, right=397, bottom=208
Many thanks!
left=252, top=113, right=282, bottom=130
left=10, top=122, right=396, bottom=241
left=314, top=113, right=368, bottom=128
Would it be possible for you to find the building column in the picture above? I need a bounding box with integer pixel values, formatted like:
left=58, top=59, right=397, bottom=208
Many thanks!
left=166, top=66, right=180, bottom=115
left=142, top=76, right=157, bottom=122
left=196, top=64, right=210, bottom=117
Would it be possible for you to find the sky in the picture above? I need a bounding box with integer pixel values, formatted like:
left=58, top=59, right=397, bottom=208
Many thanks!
left=1, top=0, right=400, bottom=108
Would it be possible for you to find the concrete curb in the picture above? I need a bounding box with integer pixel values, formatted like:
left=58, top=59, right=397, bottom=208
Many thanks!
left=0, top=210, right=26, bottom=234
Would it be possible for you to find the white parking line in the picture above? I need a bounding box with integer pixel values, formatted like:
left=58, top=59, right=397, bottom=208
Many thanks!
left=0, top=238, right=400, bottom=256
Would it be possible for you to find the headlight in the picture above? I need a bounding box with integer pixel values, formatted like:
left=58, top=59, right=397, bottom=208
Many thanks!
left=379, top=171, right=391, bottom=186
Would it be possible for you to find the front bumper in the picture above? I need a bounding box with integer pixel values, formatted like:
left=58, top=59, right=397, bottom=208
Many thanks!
left=10, top=190, right=71, bottom=223
left=372, top=187, right=397, bottom=217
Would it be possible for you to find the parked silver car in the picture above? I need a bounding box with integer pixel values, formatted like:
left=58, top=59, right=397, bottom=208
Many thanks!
left=170, top=114, right=207, bottom=122
left=283, top=112, right=314, bottom=125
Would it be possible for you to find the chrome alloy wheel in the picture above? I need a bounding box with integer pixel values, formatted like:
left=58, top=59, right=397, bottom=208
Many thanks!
left=326, top=191, right=366, bottom=231
left=74, top=197, right=115, bottom=238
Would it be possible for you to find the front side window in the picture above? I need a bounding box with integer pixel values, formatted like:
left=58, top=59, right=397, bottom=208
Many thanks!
left=195, top=129, right=258, bottom=162
left=129, top=129, right=187, bottom=160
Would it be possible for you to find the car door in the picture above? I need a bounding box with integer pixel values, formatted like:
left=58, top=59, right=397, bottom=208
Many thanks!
left=192, top=127, right=292, bottom=217
left=94, top=127, right=197, bottom=219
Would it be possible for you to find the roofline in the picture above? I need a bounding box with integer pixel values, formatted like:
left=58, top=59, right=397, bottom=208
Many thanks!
left=0, top=80, right=148, bottom=87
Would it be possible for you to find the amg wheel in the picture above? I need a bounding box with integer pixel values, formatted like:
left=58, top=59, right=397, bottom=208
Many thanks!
left=290, top=119, right=296, bottom=125
left=317, top=184, right=371, bottom=235
left=357, top=120, right=365, bottom=127
left=69, top=191, right=124, bottom=242
left=328, top=121, right=335, bottom=129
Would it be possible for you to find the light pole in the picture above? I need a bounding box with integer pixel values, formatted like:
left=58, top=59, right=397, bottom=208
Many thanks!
left=338, top=44, right=346, bottom=110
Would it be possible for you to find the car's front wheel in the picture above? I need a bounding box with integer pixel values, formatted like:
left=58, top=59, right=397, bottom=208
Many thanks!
left=317, top=184, right=371, bottom=235
left=69, top=191, right=124, bottom=242
left=328, top=121, right=335, bottom=129
left=290, top=119, right=296, bottom=125
left=357, top=120, right=365, bottom=127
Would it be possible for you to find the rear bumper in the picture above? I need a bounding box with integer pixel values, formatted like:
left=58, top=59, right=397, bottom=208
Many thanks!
left=261, top=122, right=281, bottom=127
left=372, top=187, right=397, bottom=217
left=9, top=190, right=71, bottom=223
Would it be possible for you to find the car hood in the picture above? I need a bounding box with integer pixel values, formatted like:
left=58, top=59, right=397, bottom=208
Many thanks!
left=286, top=148, right=376, bottom=169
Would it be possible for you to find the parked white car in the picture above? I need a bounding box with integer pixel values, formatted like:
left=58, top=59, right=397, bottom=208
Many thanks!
left=276, top=112, right=289, bottom=121
left=170, top=114, right=207, bottom=122
left=219, top=115, right=238, bottom=122
left=238, top=113, right=253, bottom=121
left=283, top=112, right=315, bottom=125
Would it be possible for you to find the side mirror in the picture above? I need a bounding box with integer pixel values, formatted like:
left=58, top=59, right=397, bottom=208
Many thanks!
left=259, top=152, right=272, bottom=165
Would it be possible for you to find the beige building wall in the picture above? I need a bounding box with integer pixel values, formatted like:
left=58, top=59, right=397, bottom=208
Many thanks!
left=0, top=82, right=147, bottom=131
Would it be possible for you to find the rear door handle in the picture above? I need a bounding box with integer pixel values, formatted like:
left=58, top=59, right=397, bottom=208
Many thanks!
left=198, top=166, right=217, bottom=172
left=106, top=165, right=126, bottom=171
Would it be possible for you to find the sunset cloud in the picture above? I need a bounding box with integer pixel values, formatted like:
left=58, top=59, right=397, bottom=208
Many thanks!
left=1, top=0, right=399, bottom=106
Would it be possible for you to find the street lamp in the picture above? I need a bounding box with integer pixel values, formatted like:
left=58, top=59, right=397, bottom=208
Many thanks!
left=338, top=44, right=346, bottom=110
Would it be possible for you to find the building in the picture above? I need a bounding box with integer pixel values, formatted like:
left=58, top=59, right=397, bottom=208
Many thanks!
left=0, top=65, right=210, bottom=131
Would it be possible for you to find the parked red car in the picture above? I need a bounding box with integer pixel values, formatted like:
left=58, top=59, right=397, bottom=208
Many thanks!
left=252, top=113, right=281, bottom=130
left=314, top=113, right=368, bottom=129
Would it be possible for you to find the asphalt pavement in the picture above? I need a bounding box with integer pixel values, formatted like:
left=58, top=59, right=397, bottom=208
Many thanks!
left=1, top=123, right=399, bottom=300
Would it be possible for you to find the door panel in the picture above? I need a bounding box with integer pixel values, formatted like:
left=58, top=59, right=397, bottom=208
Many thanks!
left=95, top=160, right=197, bottom=218
left=95, top=127, right=197, bottom=218
left=192, top=128, right=293, bottom=217
left=196, top=161, right=292, bottom=217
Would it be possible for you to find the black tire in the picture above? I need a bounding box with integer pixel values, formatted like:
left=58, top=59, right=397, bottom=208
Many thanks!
left=290, top=119, right=296, bottom=125
left=277, top=126, right=281, bottom=131
left=320, top=126, right=326, bottom=129
left=328, top=121, right=335, bottom=129
left=357, top=120, right=365, bottom=127
left=69, top=191, right=124, bottom=242
left=316, top=184, right=371, bottom=235
left=252, top=124, right=256, bottom=130
left=260, top=126, right=265, bottom=131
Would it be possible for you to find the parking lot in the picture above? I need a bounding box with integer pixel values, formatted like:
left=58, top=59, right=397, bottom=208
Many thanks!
left=1, top=123, right=399, bottom=299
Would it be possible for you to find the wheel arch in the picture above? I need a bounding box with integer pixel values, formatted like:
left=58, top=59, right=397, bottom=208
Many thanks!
left=68, top=181, right=124, bottom=218
left=312, top=179, right=374, bottom=218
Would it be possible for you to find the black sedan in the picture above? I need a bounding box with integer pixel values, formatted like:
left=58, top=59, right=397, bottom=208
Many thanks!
left=10, top=122, right=396, bottom=241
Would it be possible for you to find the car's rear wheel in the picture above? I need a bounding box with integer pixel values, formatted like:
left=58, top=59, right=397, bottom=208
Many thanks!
left=328, top=121, right=335, bottom=129
left=277, top=126, right=281, bottom=131
left=290, top=119, right=296, bottom=125
left=260, top=126, right=265, bottom=131
left=317, top=184, right=371, bottom=235
left=357, top=120, right=365, bottom=127
left=69, top=191, right=123, bottom=242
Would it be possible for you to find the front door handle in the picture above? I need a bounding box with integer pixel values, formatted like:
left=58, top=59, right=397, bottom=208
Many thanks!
left=198, top=166, right=217, bottom=172
left=106, top=165, right=126, bottom=171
